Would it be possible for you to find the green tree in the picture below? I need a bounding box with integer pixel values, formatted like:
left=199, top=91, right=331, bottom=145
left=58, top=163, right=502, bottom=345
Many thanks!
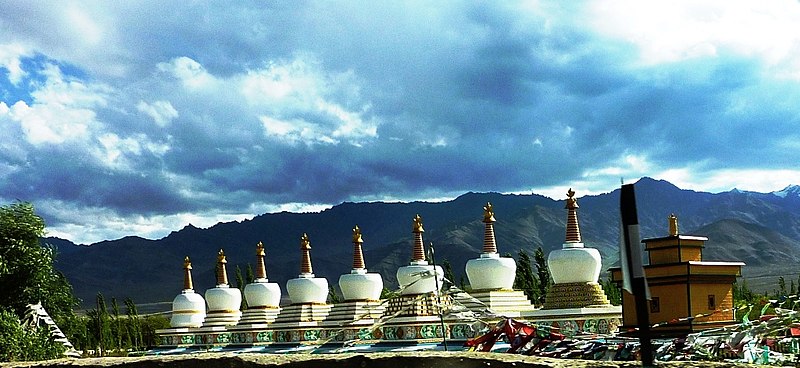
left=0, top=202, right=78, bottom=320
left=441, top=259, right=455, bottom=286
left=601, top=277, right=622, bottom=305
left=777, top=276, right=787, bottom=297
left=0, top=308, right=64, bottom=362
left=245, top=264, right=255, bottom=284
left=234, top=265, right=247, bottom=309
left=124, top=298, right=142, bottom=351
left=514, top=250, right=539, bottom=304
left=140, top=315, right=170, bottom=348
left=0, top=202, right=78, bottom=360
left=533, top=246, right=551, bottom=304
left=327, top=285, right=341, bottom=304
left=111, top=298, right=123, bottom=351
left=90, top=293, right=112, bottom=356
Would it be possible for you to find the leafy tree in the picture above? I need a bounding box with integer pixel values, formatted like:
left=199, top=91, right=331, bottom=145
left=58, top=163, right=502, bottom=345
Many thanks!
left=441, top=259, right=455, bottom=286
left=0, top=202, right=78, bottom=320
left=514, top=250, right=539, bottom=304
left=533, top=246, right=551, bottom=304
left=89, top=293, right=112, bottom=355
left=601, top=277, right=622, bottom=305
left=380, top=287, right=398, bottom=300
left=777, top=276, right=787, bottom=297
left=139, top=315, right=170, bottom=348
left=245, top=264, right=255, bottom=284
left=327, top=285, right=341, bottom=304
left=0, top=308, right=64, bottom=362
left=124, top=298, right=142, bottom=351
left=234, top=266, right=247, bottom=309
left=0, top=202, right=78, bottom=360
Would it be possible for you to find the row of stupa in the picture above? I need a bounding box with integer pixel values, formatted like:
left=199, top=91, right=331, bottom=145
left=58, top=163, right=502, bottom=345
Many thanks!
left=158, top=190, right=621, bottom=347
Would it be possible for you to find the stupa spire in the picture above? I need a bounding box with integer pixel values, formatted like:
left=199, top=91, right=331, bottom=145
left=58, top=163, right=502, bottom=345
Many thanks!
left=411, top=214, right=426, bottom=262
left=565, top=188, right=582, bottom=243
left=255, top=241, right=268, bottom=279
left=352, top=225, right=365, bottom=270
left=215, top=249, right=229, bottom=286
left=669, top=213, right=679, bottom=236
left=183, top=256, right=194, bottom=290
left=300, top=233, right=313, bottom=275
left=482, top=202, right=498, bottom=254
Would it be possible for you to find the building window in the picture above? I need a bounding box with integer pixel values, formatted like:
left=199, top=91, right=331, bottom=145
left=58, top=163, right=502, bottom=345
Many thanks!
left=708, top=295, right=716, bottom=310
left=649, top=297, right=660, bottom=313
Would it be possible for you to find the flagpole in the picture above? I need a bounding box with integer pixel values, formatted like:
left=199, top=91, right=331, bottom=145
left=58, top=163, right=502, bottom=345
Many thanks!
left=620, top=184, right=654, bottom=366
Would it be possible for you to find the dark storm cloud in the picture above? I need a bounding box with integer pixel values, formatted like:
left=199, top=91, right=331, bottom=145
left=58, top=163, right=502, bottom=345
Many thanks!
left=2, top=1, right=800, bottom=242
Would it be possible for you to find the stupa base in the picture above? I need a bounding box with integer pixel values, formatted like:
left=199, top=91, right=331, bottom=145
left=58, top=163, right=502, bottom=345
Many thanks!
left=323, top=300, right=386, bottom=326
left=455, top=289, right=537, bottom=317
left=542, top=282, right=610, bottom=309
left=385, top=293, right=452, bottom=317
left=271, top=303, right=332, bottom=327
left=232, top=306, right=281, bottom=327
left=520, top=304, right=622, bottom=337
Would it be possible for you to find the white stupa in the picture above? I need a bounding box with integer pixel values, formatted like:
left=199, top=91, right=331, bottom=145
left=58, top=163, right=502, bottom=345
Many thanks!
left=465, top=202, right=517, bottom=290
left=543, top=188, right=611, bottom=309
left=396, top=214, right=444, bottom=295
left=237, top=241, right=281, bottom=326
left=461, top=203, right=535, bottom=317
left=325, top=226, right=386, bottom=325
left=202, top=249, right=242, bottom=326
left=169, top=257, right=206, bottom=328
left=286, top=233, right=329, bottom=304
left=273, top=234, right=332, bottom=326
left=338, top=226, right=383, bottom=301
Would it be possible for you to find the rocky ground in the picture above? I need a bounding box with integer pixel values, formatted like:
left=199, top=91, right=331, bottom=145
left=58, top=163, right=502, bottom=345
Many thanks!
left=0, top=352, right=763, bottom=368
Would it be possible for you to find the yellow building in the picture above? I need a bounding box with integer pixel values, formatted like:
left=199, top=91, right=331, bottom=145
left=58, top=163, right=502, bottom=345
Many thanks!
left=610, top=214, right=745, bottom=336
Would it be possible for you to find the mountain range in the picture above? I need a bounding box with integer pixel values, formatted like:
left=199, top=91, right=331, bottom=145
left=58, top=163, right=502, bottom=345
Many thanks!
left=47, top=177, right=800, bottom=309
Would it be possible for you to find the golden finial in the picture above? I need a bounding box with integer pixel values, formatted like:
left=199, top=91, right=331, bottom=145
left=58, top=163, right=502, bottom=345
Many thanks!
left=300, top=233, right=313, bottom=274
left=483, top=202, right=496, bottom=223
left=215, top=249, right=229, bottom=285
left=255, top=241, right=267, bottom=279
left=352, top=225, right=366, bottom=270
left=565, top=189, right=582, bottom=243
left=412, top=214, right=424, bottom=233
left=565, top=188, right=579, bottom=209
left=183, top=256, right=194, bottom=290
left=352, top=225, right=363, bottom=244
left=669, top=213, right=679, bottom=236
left=217, top=249, right=227, bottom=263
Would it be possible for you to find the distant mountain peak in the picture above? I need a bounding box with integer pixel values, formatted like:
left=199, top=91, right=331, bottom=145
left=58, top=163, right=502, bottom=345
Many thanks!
left=773, top=184, right=800, bottom=198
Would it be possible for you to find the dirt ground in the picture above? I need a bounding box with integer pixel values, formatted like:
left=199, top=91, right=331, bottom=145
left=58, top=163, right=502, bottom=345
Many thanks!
left=1, top=351, right=762, bottom=368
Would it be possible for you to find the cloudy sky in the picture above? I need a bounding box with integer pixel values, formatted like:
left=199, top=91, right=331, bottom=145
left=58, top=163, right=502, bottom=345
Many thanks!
left=2, top=1, right=800, bottom=244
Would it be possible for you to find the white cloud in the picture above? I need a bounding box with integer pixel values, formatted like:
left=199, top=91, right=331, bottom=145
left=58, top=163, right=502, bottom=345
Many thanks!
left=5, top=63, right=107, bottom=145
left=589, top=0, right=800, bottom=77
left=656, top=167, right=800, bottom=194
left=241, top=55, right=378, bottom=145
left=137, top=100, right=178, bottom=127
left=0, top=43, right=32, bottom=85
left=158, top=56, right=216, bottom=89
